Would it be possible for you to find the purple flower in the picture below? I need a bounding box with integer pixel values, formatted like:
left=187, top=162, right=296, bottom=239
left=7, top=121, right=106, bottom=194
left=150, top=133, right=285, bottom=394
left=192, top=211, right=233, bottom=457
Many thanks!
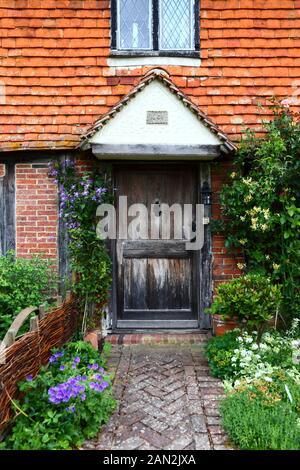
left=89, top=380, right=109, bottom=393
left=93, top=374, right=103, bottom=381
left=49, top=396, right=60, bottom=404
left=66, top=405, right=76, bottom=413
left=26, top=375, right=33, bottom=382
left=73, top=356, right=80, bottom=364
left=49, top=351, right=64, bottom=364
left=96, top=187, right=106, bottom=196
left=87, top=363, right=99, bottom=370
left=67, top=221, right=80, bottom=230
left=94, top=382, right=106, bottom=393
left=81, top=394, right=86, bottom=401
left=59, top=365, right=65, bottom=371
left=48, top=166, right=58, bottom=178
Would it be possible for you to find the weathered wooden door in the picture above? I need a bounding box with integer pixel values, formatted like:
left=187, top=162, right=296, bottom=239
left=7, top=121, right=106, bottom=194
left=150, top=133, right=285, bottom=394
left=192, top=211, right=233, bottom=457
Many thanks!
left=114, top=165, right=199, bottom=329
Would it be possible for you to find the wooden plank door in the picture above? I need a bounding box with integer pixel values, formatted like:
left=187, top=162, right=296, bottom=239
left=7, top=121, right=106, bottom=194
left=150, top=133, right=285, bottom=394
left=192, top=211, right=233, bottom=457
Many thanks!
left=115, top=165, right=199, bottom=329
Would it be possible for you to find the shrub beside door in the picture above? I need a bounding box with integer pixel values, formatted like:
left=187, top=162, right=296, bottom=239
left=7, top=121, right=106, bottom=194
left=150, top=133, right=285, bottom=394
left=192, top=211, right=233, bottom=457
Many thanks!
left=206, top=274, right=282, bottom=337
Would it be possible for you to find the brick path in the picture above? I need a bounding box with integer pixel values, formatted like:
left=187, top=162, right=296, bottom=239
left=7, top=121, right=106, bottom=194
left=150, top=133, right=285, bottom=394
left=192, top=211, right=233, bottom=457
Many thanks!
left=82, top=337, right=231, bottom=451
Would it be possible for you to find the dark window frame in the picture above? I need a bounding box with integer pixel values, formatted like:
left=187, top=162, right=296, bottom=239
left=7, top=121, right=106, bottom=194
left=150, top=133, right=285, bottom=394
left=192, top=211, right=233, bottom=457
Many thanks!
left=110, top=0, right=200, bottom=58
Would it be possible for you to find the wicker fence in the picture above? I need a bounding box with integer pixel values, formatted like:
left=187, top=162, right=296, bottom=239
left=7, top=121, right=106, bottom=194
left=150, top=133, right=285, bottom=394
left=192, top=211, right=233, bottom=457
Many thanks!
left=0, top=294, right=78, bottom=432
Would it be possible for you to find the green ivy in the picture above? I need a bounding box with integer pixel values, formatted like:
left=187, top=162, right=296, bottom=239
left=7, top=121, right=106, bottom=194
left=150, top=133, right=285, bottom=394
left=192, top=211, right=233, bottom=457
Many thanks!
left=218, top=99, right=300, bottom=320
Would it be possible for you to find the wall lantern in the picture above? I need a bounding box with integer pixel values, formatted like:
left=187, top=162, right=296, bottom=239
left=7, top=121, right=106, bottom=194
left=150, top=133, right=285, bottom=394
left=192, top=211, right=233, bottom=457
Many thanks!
left=201, top=181, right=212, bottom=205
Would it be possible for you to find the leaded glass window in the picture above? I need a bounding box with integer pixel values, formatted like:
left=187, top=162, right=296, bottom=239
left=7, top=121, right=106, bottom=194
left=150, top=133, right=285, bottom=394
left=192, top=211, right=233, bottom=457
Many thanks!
left=160, top=0, right=194, bottom=50
left=118, top=0, right=152, bottom=50
left=113, top=0, right=199, bottom=54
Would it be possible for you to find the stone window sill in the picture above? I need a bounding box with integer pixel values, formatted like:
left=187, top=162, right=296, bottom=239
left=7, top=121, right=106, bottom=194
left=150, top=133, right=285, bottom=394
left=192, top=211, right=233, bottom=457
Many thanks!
left=107, top=55, right=201, bottom=68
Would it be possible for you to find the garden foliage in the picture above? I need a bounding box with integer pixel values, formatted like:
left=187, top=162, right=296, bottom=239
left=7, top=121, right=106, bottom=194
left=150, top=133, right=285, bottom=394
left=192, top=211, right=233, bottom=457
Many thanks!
left=217, top=101, right=300, bottom=319
left=220, top=390, right=300, bottom=450
left=1, top=341, right=116, bottom=450
left=0, top=252, right=56, bottom=338
left=206, top=321, right=300, bottom=449
left=49, top=161, right=113, bottom=333
left=206, top=273, right=282, bottom=335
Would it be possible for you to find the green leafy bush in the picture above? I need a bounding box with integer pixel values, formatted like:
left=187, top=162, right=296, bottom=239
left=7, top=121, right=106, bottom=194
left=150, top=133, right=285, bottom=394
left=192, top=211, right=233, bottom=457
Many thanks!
left=220, top=389, right=300, bottom=450
left=1, top=341, right=116, bottom=450
left=206, top=273, right=282, bottom=337
left=0, top=252, right=56, bottom=338
left=204, top=330, right=239, bottom=379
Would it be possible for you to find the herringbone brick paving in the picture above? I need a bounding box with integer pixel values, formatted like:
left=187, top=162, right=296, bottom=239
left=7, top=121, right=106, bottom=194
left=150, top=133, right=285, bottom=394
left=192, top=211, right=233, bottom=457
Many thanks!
left=82, top=340, right=231, bottom=451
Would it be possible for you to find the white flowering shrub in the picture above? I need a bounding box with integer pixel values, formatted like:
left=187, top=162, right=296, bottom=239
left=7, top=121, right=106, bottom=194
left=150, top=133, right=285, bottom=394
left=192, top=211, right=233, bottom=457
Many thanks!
left=225, top=320, right=300, bottom=390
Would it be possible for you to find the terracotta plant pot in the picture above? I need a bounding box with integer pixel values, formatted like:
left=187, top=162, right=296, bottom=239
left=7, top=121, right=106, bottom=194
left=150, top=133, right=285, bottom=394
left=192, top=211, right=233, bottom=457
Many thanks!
left=84, top=329, right=101, bottom=350
left=212, top=314, right=240, bottom=336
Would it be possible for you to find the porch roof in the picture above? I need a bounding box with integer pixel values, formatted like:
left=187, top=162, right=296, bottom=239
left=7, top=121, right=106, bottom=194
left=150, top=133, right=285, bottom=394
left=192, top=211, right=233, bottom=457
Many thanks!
left=79, top=69, right=237, bottom=156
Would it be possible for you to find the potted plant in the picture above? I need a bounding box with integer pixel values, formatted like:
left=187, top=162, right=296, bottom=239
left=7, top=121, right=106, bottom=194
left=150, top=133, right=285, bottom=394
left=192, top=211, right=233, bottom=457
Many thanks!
left=206, top=273, right=282, bottom=337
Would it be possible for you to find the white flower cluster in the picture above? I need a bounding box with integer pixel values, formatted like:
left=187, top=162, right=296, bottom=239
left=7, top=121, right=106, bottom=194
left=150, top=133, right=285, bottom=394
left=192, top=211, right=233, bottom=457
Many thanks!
left=229, top=325, right=300, bottom=389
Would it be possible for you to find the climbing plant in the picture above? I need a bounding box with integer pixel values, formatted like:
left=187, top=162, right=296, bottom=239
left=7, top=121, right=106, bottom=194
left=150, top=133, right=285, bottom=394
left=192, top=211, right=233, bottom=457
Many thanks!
left=217, top=99, right=300, bottom=320
left=49, top=160, right=113, bottom=334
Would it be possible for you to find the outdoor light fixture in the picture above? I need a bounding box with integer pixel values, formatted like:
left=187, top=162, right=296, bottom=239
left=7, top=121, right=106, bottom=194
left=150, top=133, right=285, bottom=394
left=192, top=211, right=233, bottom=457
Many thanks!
left=201, top=181, right=212, bottom=205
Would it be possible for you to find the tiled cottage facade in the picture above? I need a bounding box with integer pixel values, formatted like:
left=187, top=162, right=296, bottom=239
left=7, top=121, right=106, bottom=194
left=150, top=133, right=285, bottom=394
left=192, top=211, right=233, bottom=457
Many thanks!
left=0, top=0, right=299, bottom=330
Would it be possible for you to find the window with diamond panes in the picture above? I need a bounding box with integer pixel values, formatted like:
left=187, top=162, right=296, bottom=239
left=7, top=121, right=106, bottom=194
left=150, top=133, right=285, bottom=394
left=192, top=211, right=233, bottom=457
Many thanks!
left=160, top=0, right=194, bottom=50
left=112, top=0, right=199, bottom=55
left=118, top=0, right=152, bottom=50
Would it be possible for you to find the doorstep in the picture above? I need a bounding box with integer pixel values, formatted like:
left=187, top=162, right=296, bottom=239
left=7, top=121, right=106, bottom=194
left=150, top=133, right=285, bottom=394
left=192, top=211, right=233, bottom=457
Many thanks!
left=105, top=330, right=211, bottom=345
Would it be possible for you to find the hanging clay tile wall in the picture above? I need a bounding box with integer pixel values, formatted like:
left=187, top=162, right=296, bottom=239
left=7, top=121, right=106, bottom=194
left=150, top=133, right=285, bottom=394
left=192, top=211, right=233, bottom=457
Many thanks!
left=0, top=0, right=299, bottom=152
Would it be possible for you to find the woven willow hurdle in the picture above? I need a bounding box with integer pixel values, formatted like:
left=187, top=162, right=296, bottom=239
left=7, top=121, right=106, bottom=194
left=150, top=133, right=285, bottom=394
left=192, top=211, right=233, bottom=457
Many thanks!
left=0, top=294, right=78, bottom=432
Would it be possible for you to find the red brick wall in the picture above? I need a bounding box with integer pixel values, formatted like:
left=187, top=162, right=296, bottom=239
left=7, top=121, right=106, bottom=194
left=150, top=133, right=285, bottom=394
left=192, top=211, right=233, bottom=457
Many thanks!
left=15, top=163, right=58, bottom=262
left=0, top=0, right=299, bottom=151
left=211, top=160, right=245, bottom=287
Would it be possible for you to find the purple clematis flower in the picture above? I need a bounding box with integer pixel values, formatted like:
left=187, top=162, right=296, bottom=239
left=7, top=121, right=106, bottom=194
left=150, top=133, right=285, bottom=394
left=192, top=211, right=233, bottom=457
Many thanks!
left=66, top=405, right=76, bottom=413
